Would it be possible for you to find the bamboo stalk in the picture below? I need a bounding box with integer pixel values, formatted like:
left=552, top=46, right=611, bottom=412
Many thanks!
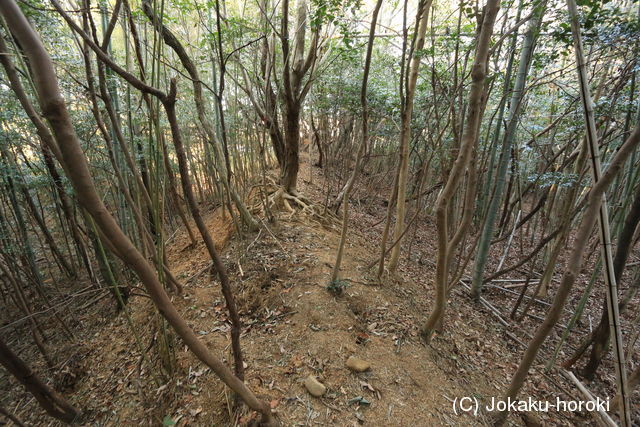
left=567, top=0, right=630, bottom=423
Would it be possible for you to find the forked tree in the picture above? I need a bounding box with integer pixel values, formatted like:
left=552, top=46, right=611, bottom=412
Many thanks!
left=421, top=0, right=501, bottom=342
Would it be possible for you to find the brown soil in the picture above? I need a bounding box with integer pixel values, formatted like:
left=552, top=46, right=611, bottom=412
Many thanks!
left=2, top=157, right=636, bottom=426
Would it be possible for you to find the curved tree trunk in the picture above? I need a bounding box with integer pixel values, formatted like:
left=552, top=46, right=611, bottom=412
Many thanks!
left=142, top=0, right=258, bottom=230
left=471, top=0, right=545, bottom=298
left=420, top=0, right=500, bottom=342
left=569, top=181, right=640, bottom=377
left=493, top=122, right=640, bottom=427
left=0, top=337, right=80, bottom=423
left=0, top=2, right=275, bottom=424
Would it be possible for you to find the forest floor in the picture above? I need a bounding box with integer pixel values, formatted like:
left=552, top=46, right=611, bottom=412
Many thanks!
left=3, top=155, right=638, bottom=426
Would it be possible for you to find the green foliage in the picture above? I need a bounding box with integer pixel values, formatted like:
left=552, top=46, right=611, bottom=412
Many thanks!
left=550, top=0, right=640, bottom=47
left=527, top=171, right=580, bottom=189
left=310, top=0, right=362, bottom=48
left=162, top=415, right=176, bottom=426
left=327, top=279, right=349, bottom=296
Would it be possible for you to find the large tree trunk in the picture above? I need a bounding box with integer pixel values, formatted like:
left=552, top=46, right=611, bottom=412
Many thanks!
left=278, top=0, right=317, bottom=195
left=282, top=104, right=301, bottom=193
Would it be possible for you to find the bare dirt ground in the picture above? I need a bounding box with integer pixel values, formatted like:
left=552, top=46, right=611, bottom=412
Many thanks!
left=2, top=156, right=638, bottom=426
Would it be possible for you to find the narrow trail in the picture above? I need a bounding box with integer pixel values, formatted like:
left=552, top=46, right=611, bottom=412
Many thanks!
left=67, top=158, right=595, bottom=426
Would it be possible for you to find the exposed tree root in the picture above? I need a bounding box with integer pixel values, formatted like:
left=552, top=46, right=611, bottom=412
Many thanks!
left=249, top=178, right=340, bottom=229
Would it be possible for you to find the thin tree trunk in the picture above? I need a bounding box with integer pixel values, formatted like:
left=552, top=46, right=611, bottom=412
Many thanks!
left=566, top=0, right=630, bottom=421
left=162, top=88, right=246, bottom=380
left=493, top=124, right=640, bottom=426
left=1, top=3, right=275, bottom=423
left=330, top=0, right=383, bottom=283
left=471, top=0, right=545, bottom=298
left=420, top=0, right=501, bottom=342
left=142, top=0, right=258, bottom=230
left=569, top=146, right=640, bottom=379
left=0, top=337, right=80, bottom=423
left=388, top=0, right=433, bottom=272
left=0, top=36, right=95, bottom=282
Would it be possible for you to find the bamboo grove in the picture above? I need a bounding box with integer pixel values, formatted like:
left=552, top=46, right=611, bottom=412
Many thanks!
left=0, top=0, right=639, bottom=424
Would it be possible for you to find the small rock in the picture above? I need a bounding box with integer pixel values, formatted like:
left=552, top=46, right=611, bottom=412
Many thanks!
left=346, top=356, right=371, bottom=372
left=304, top=375, right=326, bottom=397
